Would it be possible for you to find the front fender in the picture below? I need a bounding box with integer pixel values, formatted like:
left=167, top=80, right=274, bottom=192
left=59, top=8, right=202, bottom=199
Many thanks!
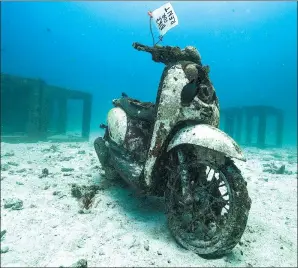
left=167, top=124, right=246, bottom=161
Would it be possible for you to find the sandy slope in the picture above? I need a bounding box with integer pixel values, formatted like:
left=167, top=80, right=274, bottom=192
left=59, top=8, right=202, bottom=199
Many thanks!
left=0, top=138, right=297, bottom=267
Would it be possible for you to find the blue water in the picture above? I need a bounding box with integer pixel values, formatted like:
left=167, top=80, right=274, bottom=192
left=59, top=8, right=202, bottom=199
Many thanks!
left=1, top=1, right=297, bottom=145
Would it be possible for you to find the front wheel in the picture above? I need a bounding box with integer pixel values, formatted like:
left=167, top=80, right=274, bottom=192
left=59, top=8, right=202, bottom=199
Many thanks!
left=165, top=145, right=251, bottom=258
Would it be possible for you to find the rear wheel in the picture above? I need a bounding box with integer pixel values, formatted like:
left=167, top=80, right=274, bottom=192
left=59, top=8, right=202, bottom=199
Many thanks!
left=165, top=145, right=251, bottom=258
left=94, top=137, right=119, bottom=180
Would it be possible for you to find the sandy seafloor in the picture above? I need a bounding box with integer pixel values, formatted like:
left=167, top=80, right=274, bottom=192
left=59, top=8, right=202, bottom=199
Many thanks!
left=0, top=134, right=297, bottom=267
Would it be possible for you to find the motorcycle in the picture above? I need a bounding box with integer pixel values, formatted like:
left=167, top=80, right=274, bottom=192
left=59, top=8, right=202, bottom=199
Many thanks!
left=94, top=42, right=251, bottom=258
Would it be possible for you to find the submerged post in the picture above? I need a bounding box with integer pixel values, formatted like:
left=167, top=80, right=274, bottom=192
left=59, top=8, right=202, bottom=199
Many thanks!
left=276, top=110, right=284, bottom=148
left=27, top=79, right=43, bottom=140
left=245, top=111, right=253, bottom=145
left=257, top=109, right=267, bottom=148
left=224, top=112, right=235, bottom=138
left=82, top=94, right=92, bottom=140
left=57, top=98, right=67, bottom=134
left=235, top=109, right=243, bottom=143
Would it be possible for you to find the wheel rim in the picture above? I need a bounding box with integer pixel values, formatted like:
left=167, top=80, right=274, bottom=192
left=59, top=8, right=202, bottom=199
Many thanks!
left=166, top=156, right=233, bottom=249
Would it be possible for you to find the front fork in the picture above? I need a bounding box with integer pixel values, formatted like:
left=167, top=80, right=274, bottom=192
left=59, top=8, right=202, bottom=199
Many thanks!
left=176, top=149, right=199, bottom=206
left=176, top=148, right=207, bottom=205
left=177, top=150, right=190, bottom=197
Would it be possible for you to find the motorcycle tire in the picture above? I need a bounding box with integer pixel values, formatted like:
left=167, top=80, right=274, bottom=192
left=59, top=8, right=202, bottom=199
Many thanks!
left=165, top=146, right=251, bottom=258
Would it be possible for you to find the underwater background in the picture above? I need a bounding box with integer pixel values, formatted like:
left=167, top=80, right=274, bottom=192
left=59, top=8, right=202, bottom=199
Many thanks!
left=1, top=1, right=297, bottom=146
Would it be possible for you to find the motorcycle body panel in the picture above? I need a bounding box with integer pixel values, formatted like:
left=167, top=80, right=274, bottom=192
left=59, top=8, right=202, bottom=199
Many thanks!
left=143, top=63, right=220, bottom=186
left=107, top=107, right=127, bottom=145
left=107, top=106, right=152, bottom=163
left=167, top=124, right=246, bottom=161
left=108, top=147, right=145, bottom=191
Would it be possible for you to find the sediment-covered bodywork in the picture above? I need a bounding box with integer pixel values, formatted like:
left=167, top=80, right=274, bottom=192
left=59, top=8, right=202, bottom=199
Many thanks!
left=167, top=124, right=246, bottom=161
left=132, top=43, right=220, bottom=186
left=94, top=42, right=251, bottom=258
left=107, top=107, right=128, bottom=145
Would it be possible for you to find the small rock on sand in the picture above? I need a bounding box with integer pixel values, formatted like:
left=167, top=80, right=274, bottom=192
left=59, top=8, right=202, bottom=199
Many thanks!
left=1, top=164, right=10, bottom=171
left=3, top=151, right=14, bottom=157
left=4, top=198, right=23, bottom=210
left=42, top=168, right=49, bottom=177
left=1, top=230, right=7, bottom=241
left=71, top=259, right=88, bottom=268
left=144, top=240, right=149, bottom=251
left=1, top=246, right=9, bottom=254
left=61, top=167, right=74, bottom=172
left=276, top=164, right=286, bottom=174
left=7, top=161, right=19, bottom=167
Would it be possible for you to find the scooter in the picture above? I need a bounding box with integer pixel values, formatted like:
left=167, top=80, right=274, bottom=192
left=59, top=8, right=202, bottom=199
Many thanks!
left=94, top=42, right=251, bottom=258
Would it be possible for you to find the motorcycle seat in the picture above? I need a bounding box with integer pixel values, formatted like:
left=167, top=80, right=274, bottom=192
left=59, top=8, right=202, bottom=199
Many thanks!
left=112, top=96, right=155, bottom=122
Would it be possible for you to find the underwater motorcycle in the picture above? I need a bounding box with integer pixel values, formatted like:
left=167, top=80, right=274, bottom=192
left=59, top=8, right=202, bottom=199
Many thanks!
left=94, top=42, right=251, bottom=258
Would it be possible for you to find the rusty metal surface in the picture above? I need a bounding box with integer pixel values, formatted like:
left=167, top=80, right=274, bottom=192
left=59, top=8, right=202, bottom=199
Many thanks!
left=123, top=117, right=152, bottom=163
left=167, top=124, right=246, bottom=161
left=143, top=61, right=220, bottom=186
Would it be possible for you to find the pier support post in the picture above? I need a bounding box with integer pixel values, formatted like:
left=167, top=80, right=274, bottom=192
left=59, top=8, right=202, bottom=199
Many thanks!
left=276, top=111, right=284, bottom=148
left=57, top=98, right=67, bottom=134
left=257, top=110, right=267, bottom=148
left=82, top=95, right=92, bottom=140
